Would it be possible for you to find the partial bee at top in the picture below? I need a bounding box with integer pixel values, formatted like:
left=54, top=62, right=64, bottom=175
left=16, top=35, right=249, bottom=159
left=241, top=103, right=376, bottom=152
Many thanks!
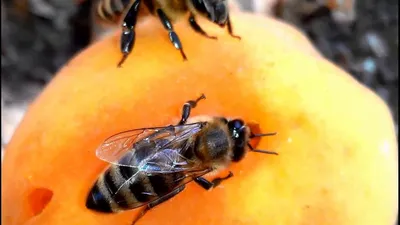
left=95, top=0, right=241, bottom=67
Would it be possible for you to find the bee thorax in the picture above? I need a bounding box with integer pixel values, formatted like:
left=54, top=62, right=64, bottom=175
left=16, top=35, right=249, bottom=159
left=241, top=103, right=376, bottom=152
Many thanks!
left=194, top=126, right=232, bottom=163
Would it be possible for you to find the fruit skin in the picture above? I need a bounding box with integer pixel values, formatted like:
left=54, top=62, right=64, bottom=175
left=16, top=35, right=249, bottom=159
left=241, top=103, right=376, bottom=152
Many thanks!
left=2, top=12, right=398, bottom=225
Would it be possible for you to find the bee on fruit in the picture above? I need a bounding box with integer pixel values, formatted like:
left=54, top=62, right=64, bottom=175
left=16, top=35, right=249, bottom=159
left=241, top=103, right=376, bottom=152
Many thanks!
left=95, top=0, right=241, bottom=67
left=86, top=94, right=278, bottom=224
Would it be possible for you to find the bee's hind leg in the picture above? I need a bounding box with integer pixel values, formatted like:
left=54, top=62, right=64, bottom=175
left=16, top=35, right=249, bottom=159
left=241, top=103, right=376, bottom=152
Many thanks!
left=178, top=94, right=206, bottom=125
left=131, top=185, right=186, bottom=225
left=118, top=0, right=141, bottom=68
left=189, top=14, right=217, bottom=39
left=194, top=171, right=234, bottom=190
left=156, top=9, right=187, bottom=61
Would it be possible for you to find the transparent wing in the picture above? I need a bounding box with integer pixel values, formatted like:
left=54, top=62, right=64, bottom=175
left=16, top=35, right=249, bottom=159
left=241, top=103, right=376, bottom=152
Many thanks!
left=112, top=167, right=212, bottom=208
left=96, top=126, right=172, bottom=167
left=95, top=123, right=204, bottom=168
left=140, top=146, right=200, bottom=174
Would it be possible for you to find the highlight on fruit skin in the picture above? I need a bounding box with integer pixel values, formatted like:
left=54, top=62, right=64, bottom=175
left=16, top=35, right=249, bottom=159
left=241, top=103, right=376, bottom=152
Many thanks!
left=1, top=10, right=398, bottom=225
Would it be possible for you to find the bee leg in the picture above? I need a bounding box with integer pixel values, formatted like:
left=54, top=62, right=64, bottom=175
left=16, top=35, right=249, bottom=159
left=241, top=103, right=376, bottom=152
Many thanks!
left=131, top=185, right=186, bottom=225
left=156, top=9, right=187, bottom=61
left=194, top=171, right=234, bottom=190
left=189, top=14, right=217, bottom=39
left=118, top=0, right=141, bottom=68
left=226, top=14, right=241, bottom=40
left=178, top=94, right=206, bottom=125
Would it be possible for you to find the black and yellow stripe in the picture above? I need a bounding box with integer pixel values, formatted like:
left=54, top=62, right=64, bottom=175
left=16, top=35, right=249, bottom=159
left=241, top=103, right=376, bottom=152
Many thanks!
left=86, top=164, right=185, bottom=212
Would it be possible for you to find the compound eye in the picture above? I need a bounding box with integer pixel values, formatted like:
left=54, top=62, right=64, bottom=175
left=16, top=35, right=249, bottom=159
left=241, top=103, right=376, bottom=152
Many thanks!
left=228, top=119, right=245, bottom=138
left=232, top=119, right=244, bottom=130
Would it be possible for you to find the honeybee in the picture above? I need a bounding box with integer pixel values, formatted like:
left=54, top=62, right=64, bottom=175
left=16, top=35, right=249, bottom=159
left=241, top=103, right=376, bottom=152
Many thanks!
left=95, top=0, right=241, bottom=67
left=86, top=94, right=278, bottom=224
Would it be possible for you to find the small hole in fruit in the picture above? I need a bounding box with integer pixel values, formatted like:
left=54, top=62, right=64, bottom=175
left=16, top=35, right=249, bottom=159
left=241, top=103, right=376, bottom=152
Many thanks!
left=27, top=188, right=53, bottom=216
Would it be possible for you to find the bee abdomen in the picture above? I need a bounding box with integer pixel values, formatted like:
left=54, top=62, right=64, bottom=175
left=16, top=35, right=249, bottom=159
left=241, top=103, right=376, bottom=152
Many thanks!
left=96, top=0, right=133, bottom=23
left=86, top=180, right=114, bottom=213
left=87, top=162, right=186, bottom=213
left=86, top=165, right=138, bottom=212
left=124, top=170, right=183, bottom=203
left=148, top=172, right=180, bottom=196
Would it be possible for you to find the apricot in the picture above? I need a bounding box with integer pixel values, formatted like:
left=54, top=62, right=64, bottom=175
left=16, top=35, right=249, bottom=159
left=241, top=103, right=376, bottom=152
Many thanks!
left=2, top=12, right=398, bottom=225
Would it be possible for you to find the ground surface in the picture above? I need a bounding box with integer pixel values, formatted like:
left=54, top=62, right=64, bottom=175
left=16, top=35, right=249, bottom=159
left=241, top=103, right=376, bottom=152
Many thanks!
left=1, top=0, right=398, bottom=155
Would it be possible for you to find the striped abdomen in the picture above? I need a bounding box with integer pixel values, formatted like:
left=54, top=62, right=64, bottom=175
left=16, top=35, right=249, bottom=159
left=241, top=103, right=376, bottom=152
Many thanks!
left=86, top=163, right=185, bottom=213
left=96, top=0, right=133, bottom=23
left=86, top=128, right=203, bottom=213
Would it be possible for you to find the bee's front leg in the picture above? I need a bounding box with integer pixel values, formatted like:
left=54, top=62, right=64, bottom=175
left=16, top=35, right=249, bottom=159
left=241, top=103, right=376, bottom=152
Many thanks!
left=226, top=14, right=241, bottom=40
left=156, top=9, right=187, bottom=61
left=118, top=0, right=141, bottom=68
left=178, top=94, right=206, bottom=125
left=188, top=14, right=217, bottom=39
left=194, top=171, right=234, bottom=190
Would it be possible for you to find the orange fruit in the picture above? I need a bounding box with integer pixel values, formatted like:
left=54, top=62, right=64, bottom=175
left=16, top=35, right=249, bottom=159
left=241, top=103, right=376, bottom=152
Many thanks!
left=2, top=12, right=398, bottom=225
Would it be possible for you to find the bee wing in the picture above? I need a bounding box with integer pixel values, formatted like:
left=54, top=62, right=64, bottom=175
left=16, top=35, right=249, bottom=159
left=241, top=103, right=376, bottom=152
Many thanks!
left=113, top=167, right=211, bottom=208
left=95, top=123, right=204, bottom=168
left=141, top=146, right=202, bottom=174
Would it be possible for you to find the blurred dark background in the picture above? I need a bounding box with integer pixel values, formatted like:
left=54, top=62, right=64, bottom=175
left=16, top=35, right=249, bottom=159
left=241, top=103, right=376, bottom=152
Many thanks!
left=1, top=0, right=398, bottom=156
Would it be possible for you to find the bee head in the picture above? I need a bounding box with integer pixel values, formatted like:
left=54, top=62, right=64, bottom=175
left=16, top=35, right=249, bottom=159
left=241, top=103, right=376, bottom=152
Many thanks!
left=191, top=0, right=229, bottom=26
left=227, top=119, right=248, bottom=162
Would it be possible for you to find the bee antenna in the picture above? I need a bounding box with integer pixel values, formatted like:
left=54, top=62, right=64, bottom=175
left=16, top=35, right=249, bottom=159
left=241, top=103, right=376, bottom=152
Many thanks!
left=249, top=132, right=277, bottom=139
left=247, top=143, right=278, bottom=155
